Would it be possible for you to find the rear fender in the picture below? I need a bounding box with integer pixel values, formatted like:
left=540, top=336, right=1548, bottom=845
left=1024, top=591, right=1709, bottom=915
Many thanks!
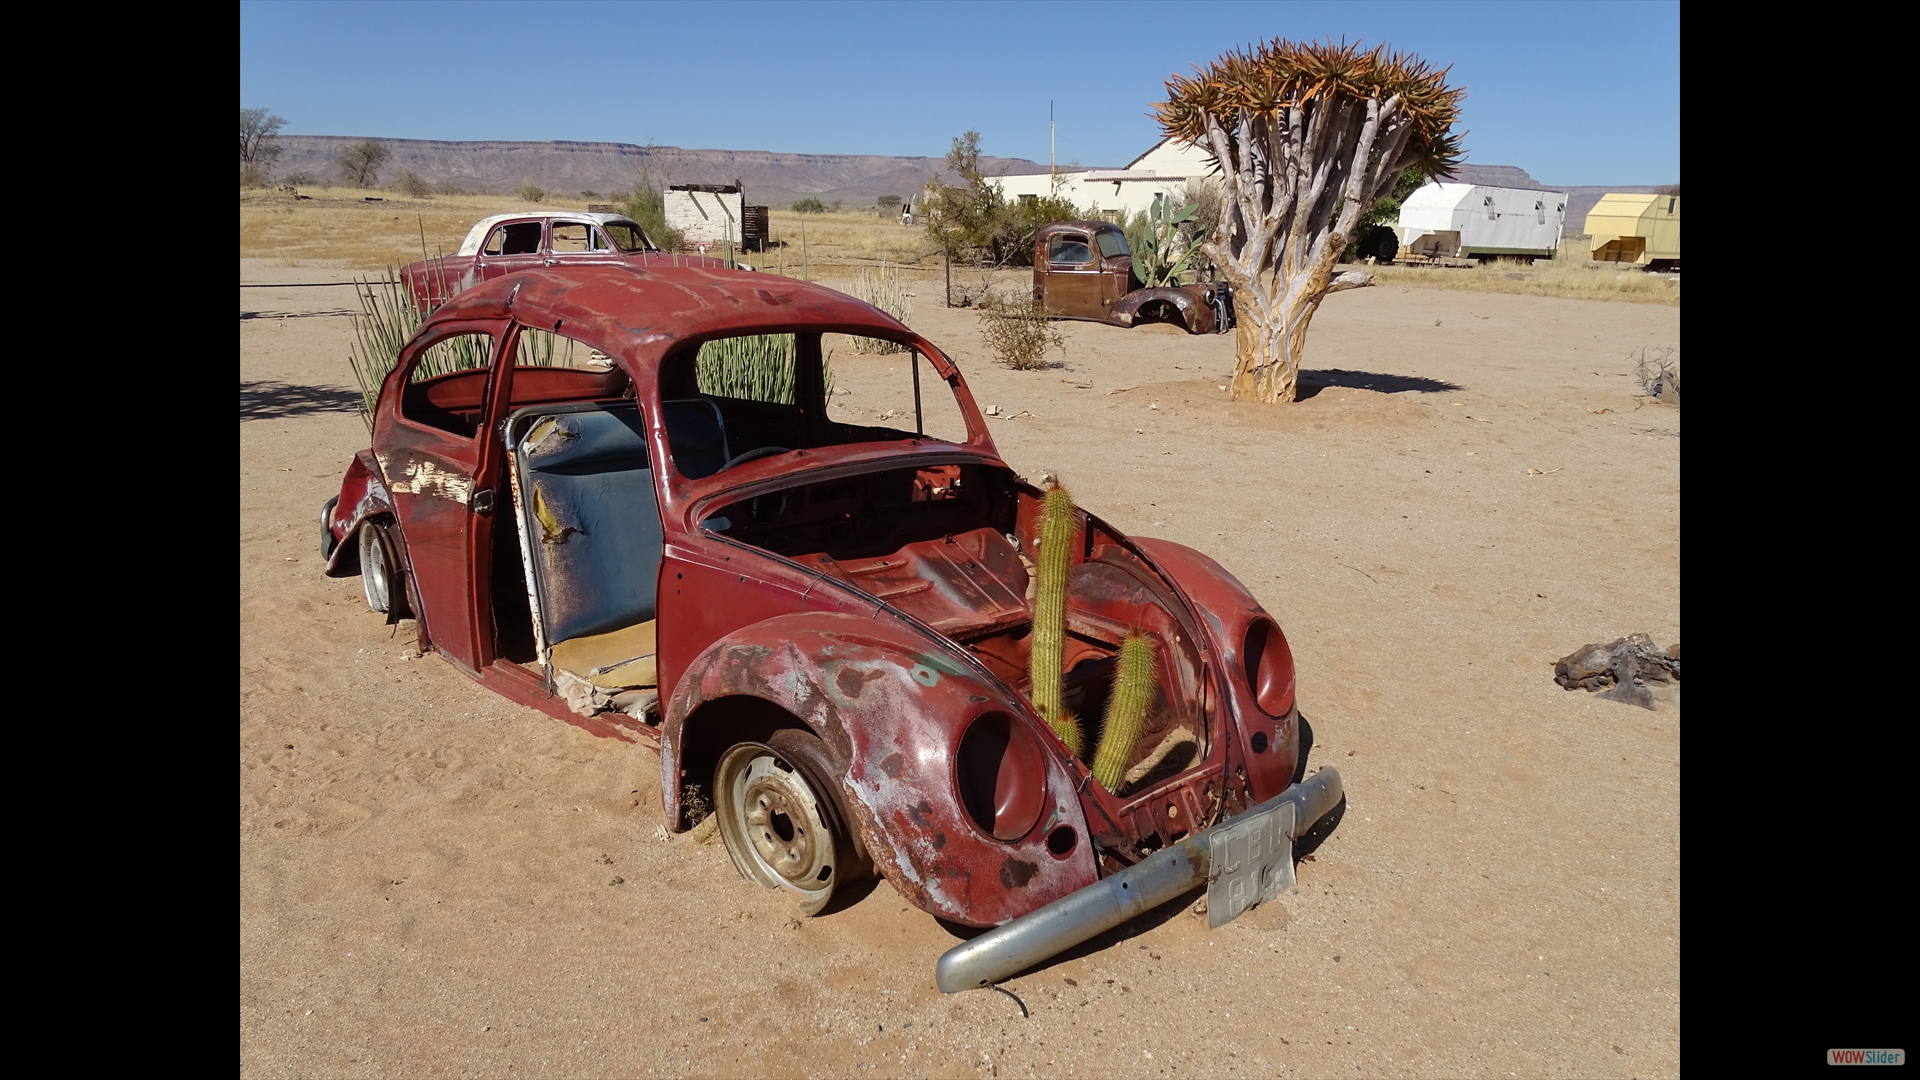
left=662, top=610, right=1099, bottom=926
left=1110, top=286, right=1217, bottom=335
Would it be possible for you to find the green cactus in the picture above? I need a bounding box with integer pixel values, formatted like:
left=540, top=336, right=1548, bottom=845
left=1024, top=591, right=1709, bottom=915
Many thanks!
left=1030, top=483, right=1078, bottom=753
left=1093, top=633, right=1157, bottom=791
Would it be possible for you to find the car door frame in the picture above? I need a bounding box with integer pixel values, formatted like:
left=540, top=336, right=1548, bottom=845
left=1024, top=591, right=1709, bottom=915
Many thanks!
left=474, top=218, right=548, bottom=284
left=375, top=317, right=525, bottom=674
left=1038, top=229, right=1103, bottom=319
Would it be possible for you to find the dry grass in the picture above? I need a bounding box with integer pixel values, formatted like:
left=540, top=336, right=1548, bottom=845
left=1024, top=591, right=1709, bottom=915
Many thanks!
left=757, top=209, right=943, bottom=274
left=1361, top=258, right=1680, bottom=305
left=239, top=186, right=609, bottom=269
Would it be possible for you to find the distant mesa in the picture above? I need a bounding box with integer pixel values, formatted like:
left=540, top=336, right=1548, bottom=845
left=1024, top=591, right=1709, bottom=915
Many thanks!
left=270, top=135, right=1049, bottom=206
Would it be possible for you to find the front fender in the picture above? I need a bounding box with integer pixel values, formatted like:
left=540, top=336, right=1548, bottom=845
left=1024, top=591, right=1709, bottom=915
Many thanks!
left=1110, top=286, right=1217, bottom=335
left=1130, top=537, right=1300, bottom=802
left=323, top=451, right=395, bottom=577
left=662, top=610, right=1099, bottom=926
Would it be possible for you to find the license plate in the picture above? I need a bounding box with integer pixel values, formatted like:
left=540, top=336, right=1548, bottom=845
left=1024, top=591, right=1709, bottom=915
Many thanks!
left=1206, top=798, right=1297, bottom=928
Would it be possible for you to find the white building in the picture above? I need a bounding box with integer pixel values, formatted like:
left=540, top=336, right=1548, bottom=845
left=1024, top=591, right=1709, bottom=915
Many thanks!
left=665, top=184, right=744, bottom=247
left=1395, top=181, right=1568, bottom=259
left=994, top=137, right=1216, bottom=220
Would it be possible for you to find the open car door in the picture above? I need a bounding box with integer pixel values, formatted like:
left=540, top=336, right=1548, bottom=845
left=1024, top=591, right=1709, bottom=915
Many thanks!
left=504, top=401, right=666, bottom=717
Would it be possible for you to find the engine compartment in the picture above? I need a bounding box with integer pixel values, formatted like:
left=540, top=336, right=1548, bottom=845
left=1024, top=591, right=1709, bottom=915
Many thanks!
left=704, top=462, right=1214, bottom=797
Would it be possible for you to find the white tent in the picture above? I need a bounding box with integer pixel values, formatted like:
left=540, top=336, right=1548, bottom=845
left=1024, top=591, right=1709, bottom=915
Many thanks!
left=1396, top=182, right=1568, bottom=259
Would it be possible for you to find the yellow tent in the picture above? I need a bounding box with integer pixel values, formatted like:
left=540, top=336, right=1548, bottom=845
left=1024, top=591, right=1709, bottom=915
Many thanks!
left=1585, top=193, right=1679, bottom=266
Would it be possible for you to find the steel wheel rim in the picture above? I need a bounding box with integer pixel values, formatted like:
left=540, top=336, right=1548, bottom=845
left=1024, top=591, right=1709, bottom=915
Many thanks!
left=360, top=527, right=390, bottom=613
left=716, top=743, right=838, bottom=913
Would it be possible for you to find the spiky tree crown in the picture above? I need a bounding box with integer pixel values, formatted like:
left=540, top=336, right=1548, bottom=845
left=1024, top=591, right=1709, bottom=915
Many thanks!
left=1155, top=38, right=1464, bottom=189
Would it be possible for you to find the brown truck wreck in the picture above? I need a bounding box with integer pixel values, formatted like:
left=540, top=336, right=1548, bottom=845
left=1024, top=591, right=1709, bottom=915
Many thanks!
left=322, top=263, right=1338, bottom=992
left=1032, top=220, right=1234, bottom=335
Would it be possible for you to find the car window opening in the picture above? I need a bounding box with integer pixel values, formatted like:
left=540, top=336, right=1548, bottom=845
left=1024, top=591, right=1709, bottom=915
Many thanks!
left=661, top=332, right=966, bottom=480
left=485, top=222, right=543, bottom=256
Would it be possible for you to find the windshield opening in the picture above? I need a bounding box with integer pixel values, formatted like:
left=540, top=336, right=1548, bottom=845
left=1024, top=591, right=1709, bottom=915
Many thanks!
left=660, top=332, right=972, bottom=480
left=603, top=222, right=658, bottom=253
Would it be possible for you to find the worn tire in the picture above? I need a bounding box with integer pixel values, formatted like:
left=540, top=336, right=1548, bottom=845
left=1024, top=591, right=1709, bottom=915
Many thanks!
left=714, top=729, right=865, bottom=916
left=1371, top=227, right=1399, bottom=264
left=320, top=496, right=341, bottom=562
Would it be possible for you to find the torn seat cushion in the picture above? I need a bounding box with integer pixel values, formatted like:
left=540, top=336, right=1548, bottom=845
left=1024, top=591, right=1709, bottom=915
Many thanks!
left=515, top=403, right=663, bottom=687
left=549, top=619, right=657, bottom=689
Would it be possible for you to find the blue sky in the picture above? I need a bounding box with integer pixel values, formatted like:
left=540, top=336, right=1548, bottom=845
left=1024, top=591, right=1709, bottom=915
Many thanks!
left=239, top=1, right=1678, bottom=185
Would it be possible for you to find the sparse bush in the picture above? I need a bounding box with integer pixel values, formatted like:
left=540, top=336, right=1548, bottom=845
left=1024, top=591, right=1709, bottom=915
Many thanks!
left=846, top=263, right=913, bottom=353
left=517, top=179, right=547, bottom=202
left=792, top=197, right=827, bottom=214
left=432, top=179, right=465, bottom=196
left=925, top=132, right=1082, bottom=267
left=240, top=162, right=270, bottom=189
left=877, top=195, right=903, bottom=214
left=1632, top=346, right=1679, bottom=397
left=695, top=333, right=836, bottom=403
left=348, top=269, right=568, bottom=428
left=697, top=334, right=799, bottom=403
left=393, top=169, right=433, bottom=199
left=282, top=170, right=319, bottom=187
left=338, top=141, right=390, bottom=187
left=977, top=292, right=1067, bottom=369
left=618, top=175, right=682, bottom=251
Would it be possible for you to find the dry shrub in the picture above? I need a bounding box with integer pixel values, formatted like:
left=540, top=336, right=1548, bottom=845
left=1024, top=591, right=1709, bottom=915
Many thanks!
left=977, top=292, right=1067, bottom=369
left=846, top=262, right=913, bottom=353
left=516, top=180, right=547, bottom=202
left=393, top=169, right=434, bottom=199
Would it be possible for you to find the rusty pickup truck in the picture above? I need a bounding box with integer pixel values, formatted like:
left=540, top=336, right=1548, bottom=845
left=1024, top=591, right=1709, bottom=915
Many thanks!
left=1032, top=220, right=1233, bottom=335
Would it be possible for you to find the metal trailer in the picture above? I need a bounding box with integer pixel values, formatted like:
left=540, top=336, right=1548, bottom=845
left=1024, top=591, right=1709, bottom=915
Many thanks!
left=1396, top=181, right=1570, bottom=261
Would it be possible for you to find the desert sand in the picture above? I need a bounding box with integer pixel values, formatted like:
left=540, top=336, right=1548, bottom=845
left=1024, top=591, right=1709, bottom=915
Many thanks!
left=240, top=259, right=1678, bottom=1078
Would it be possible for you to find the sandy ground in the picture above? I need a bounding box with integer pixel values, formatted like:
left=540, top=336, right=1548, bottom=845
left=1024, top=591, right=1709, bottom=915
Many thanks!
left=240, top=259, right=1679, bottom=1078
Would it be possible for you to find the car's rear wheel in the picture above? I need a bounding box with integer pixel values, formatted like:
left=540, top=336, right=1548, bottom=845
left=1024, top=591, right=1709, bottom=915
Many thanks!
left=714, top=729, right=863, bottom=916
left=359, top=522, right=400, bottom=615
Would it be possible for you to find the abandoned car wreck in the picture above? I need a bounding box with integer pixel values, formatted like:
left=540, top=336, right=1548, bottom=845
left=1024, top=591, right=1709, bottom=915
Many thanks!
left=321, top=264, right=1339, bottom=976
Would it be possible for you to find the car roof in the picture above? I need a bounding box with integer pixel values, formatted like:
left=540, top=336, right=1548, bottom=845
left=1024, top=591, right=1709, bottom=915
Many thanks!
left=454, top=212, right=648, bottom=256
left=423, top=265, right=925, bottom=379
left=1035, top=220, right=1123, bottom=240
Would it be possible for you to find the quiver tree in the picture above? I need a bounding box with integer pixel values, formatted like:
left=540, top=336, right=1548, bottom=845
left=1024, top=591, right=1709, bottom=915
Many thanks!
left=1156, top=39, right=1463, bottom=402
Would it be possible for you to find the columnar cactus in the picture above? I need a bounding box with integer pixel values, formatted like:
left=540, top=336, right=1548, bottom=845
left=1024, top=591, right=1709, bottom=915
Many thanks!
left=1092, top=633, right=1157, bottom=791
left=1030, top=483, right=1078, bottom=753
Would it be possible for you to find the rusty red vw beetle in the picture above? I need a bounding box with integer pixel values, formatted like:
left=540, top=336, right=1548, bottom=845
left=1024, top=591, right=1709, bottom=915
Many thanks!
left=321, top=264, right=1335, bottom=962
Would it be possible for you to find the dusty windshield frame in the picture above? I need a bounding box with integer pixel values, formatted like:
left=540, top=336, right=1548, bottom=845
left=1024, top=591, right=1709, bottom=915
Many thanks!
left=602, top=221, right=657, bottom=253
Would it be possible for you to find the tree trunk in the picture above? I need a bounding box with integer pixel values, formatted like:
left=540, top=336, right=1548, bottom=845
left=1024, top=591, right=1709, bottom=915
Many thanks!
left=1228, top=267, right=1334, bottom=402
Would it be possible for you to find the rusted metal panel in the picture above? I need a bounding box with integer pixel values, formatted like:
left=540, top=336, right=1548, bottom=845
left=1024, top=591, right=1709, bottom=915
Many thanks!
left=661, top=613, right=1099, bottom=927
left=1110, top=286, right=1219, bottom=334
